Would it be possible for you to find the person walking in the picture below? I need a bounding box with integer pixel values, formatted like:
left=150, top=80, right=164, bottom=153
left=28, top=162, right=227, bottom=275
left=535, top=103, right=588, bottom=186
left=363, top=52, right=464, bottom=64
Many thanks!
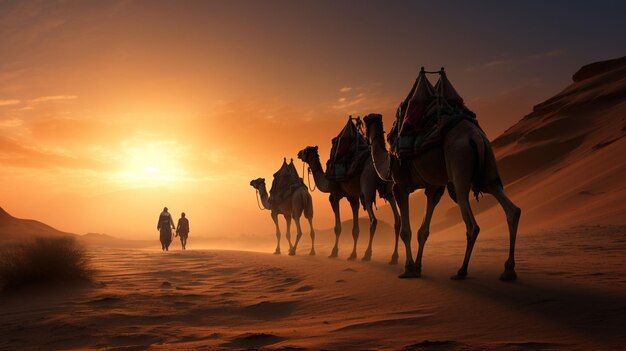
left=157, top=207, right=175, bottom=251
left=176, top=212, right=190, bottom=250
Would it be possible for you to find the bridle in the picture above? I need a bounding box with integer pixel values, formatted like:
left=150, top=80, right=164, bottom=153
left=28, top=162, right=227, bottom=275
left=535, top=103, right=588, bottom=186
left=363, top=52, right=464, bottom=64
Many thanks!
left=301, top=157, right=316, bottom=192
left=253, top=182, right=266, bottom=210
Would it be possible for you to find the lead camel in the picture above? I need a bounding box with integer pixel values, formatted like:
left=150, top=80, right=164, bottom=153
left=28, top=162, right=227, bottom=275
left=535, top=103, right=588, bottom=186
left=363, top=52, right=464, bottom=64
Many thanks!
left=363, top=111, right=520, bottom=280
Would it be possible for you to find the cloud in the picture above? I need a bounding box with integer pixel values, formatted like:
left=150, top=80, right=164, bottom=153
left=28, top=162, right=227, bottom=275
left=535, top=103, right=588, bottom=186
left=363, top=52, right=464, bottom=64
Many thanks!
left=332, top=96, right=367, bottom=110
left=339, top=86, right=352, bottom=93
left=0, top=99, right=20, bottom=107
left=0, top=136, right=109, bottom=171
left=0, top=118, right=23, bottom=128
left=31, top=95, right=78, bottom=103
left=470, top=49, right=567, bottom=71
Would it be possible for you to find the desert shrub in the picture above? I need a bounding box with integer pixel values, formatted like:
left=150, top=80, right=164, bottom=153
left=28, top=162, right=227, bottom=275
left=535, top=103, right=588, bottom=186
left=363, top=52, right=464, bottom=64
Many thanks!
left=0, top=236, right=93, bottom=292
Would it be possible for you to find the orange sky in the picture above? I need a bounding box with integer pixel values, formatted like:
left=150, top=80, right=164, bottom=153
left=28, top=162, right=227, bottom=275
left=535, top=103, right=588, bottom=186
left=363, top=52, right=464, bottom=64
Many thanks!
left=1, top=1, right=625, bottom=239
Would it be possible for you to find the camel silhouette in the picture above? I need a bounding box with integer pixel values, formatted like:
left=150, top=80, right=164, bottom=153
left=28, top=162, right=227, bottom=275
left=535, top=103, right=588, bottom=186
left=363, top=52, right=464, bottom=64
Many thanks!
left=250, top=177, right=315, bottom=256
left=297, top=145, right=402, bottom=263
left=363, top=113, right=520, bottom=280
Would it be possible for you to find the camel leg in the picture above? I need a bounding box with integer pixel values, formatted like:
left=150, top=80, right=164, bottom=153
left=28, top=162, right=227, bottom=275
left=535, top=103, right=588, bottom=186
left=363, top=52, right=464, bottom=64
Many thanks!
left=329, top=195, right=341, bottom=258
left=284, top=215, right=294, bottom=252
left=415, top=186, right=444, bottom=276
left=271, top=212, right=281, bottom=255
left=347, top=198, right=360, bottom=261
left=303, top=191, right=315, bottom=255
left=489, top=184, right=521, bottom=281
left=307, top=215, right=316, bottom=255
left=362, top=201, right=377, bottom=261
left=290, top=216, right=304, bottom=256
left=290, top=193, right=306, bottom=256
left=395, top=186, right=418, bottom=278
left=387, top=195, right=401, bottom=265
left=451, top=185, right=480, bottom=280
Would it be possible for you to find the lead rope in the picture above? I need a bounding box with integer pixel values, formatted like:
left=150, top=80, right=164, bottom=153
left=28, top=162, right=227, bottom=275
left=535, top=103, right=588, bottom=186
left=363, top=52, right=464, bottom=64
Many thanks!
left=255, top=189, right=266, bottom=210
left=302, top=161, right=316, bottom=192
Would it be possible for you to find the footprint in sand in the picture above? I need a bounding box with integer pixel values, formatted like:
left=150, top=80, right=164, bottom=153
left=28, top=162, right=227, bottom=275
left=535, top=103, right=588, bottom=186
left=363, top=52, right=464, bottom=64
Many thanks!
left=343, top=268, right=357, bottom=272
left=160, top=281, right=172, bottom=288
left=243, top=301, right=296, bottom=319
left=294, top=285, right=314, bottom=292
left=221, top=333, right=286, bottom=349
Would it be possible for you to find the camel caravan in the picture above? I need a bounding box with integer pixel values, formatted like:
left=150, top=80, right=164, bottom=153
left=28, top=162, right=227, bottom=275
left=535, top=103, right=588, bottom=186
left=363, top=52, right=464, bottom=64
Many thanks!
left=250, top=67, right=520, bottom=281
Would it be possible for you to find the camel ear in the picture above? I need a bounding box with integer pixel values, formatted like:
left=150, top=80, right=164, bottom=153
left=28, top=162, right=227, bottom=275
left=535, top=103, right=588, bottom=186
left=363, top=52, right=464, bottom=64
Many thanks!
left=314, top=146, right=318, bottom=151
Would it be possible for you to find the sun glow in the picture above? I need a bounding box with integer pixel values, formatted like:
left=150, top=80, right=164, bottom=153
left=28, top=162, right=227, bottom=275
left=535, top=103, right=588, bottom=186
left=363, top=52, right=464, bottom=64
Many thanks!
left=112, top=138, right=188, bottom=187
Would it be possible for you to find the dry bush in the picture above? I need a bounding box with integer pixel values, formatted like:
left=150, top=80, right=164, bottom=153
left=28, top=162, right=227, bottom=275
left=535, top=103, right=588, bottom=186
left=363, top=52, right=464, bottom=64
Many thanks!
left=0, top=236, right=93, bottom=292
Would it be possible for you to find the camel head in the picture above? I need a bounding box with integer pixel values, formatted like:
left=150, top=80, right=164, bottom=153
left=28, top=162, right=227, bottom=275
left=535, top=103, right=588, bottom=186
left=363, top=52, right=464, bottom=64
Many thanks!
left=297, top=146, right=319, bottom=164
left=363, top=113, right=384, bottom=142
left=249, top=178, right=266, bottom=190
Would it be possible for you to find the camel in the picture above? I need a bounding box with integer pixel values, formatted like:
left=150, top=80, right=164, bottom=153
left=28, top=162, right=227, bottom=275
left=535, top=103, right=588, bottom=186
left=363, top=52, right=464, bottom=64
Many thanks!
left=363, top=113, right=521, bottom=280
left=250, top=177, right=315, bottom=256
left=297, top=146, right=402, bottom=263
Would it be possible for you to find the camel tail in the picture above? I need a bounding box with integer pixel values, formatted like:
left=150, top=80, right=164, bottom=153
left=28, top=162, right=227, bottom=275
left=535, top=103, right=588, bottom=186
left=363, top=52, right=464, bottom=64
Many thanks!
left=302, top=190, right=314, bottom=219
left=470, top=133, right=503, bottom=200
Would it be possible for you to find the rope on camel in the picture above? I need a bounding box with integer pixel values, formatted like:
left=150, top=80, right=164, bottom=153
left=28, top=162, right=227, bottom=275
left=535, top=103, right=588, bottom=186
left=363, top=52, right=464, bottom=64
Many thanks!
left=255, top=189, right=266, bottom=210
left=302, top=161, right=316, bottom=192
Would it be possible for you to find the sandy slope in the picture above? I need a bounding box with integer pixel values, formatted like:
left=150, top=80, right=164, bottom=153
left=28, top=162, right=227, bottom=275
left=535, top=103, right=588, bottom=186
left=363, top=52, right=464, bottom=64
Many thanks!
left=1, top=224, right=624, bottom=351
left=0, top=207, right=74, bottom=240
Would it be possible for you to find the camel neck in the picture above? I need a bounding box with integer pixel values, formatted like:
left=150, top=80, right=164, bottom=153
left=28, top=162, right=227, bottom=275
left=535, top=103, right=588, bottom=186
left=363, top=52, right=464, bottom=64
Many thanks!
left=369, top=125, right=393, bottom=182
left=307, top=155, right=332, bottom=193
left=257, top=184, right=272, bottom=209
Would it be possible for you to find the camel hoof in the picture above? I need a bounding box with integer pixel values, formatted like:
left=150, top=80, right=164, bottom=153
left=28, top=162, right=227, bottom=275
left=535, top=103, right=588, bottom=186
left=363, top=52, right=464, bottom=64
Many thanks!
left=361, top=255, right=371, bottom=262
left=500, top=270, right=518, bottom=281
left=328, top=248, right=338, bottom=258
left=273, top=250, right=281, bottom=255
left=309, top=250, right=316, bottom=256
left=388, top=255, right=399, bottom=265
left=288, top=250, right=296, bottom=256
left=398, top=270, right=420, bottom=279
left=347, top=254, right=357, bottom=261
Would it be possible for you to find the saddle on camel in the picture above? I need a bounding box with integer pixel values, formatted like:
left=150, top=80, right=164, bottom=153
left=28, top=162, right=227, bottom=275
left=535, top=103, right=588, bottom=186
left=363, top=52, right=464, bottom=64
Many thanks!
left=387, top=67, right=480, bottom=158
left=269, top=158, right=306, bottom=206
left=325, top=116, right=371, bottom=181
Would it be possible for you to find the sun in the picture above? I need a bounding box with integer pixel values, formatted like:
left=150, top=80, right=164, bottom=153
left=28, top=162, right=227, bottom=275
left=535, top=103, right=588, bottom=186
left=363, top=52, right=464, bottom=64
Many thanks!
left=112, top=139, right=187, bottom=187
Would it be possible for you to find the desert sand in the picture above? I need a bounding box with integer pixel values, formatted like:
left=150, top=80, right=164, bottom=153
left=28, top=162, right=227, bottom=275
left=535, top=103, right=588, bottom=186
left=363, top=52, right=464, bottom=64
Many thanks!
left=1, top=58, right=625, bottom=350
left=1, top=224, right=624, bottom=351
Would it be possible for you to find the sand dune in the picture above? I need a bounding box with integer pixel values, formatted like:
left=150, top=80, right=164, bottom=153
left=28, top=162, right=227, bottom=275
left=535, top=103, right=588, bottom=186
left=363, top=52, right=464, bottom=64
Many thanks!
left=0, top=225, right=624, bottom=350
left=0, top=207, right=74, bottom=241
